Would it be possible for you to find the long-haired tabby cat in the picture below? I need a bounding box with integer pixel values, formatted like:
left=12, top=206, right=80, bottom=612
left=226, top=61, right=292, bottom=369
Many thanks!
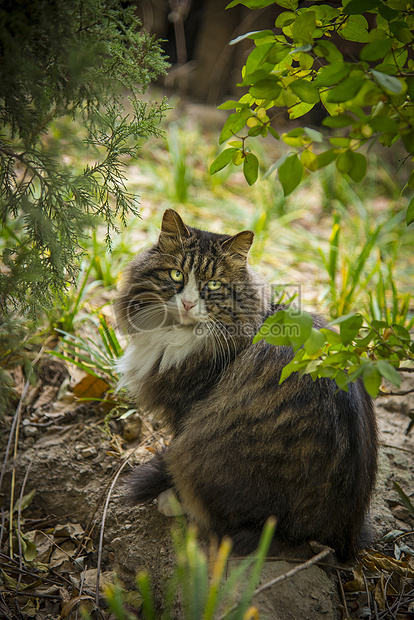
left=115, top=209, right=378, bottom=560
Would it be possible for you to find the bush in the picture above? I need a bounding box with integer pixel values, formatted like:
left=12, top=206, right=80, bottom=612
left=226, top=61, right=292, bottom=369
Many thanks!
left=0, top=0, right=169, bottom=316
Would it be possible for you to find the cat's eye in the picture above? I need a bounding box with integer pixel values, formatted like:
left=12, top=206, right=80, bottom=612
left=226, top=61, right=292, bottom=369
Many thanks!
left=207, top=280, right=222, bottom=291
left=169, top=269, right=184, bottom=283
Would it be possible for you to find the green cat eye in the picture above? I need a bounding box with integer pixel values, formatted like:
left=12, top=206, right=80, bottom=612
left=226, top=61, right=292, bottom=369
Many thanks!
left=208, top=280, right=222, bottom=291
left=169, top=269, right=184, bottom=282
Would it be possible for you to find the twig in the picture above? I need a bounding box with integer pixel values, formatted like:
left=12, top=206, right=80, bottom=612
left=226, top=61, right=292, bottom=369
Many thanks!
left=95, top=453, right=135, bottom=608
left=0, top=507, right=5, bottom=550
left=362, top=569, right=372, bottom=617
left=0, top=378, right=30, bottom=493
left=383, top=389, right=414, bottom=396
left=336, top=568, right=349, bottom=618
left=4, top=345, right=44, bottom=558
left=250, top=546, right=332, bottom=599
left=219, top=545, right=331, bottom=619
left=16, top=458, right=33, bottom=591
left=384, top=571, right=398, bottom=620
left=382, top=443, right=414, bottom=456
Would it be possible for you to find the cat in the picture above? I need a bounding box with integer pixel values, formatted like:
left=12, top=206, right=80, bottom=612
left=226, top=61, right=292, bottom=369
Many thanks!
left=115, top=208, right=378, bottom=560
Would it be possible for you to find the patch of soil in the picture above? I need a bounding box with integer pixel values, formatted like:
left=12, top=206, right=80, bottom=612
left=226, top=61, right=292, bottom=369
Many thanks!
left=1, top=363, right=414, bottom=619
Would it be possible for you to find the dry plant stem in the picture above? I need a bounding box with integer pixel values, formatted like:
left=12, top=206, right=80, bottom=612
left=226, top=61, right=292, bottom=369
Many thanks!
left=16, top=459, right=33, bottom=592
left=362, top=570, right=372, bottom=616
left=336, top=568, right=350, bottom=618
left=4, top=345, right=44, bottom=558
left=0, top=377, right=30, bottom=493
left=95, top=450, right=140, bottom=608
left=382, top=444, right=414, bottom=455
left=0, top=507, right=5, bottom=549
left=250, top=546, right=332, bottom=599
left=8, top=381, right=29, bottom=559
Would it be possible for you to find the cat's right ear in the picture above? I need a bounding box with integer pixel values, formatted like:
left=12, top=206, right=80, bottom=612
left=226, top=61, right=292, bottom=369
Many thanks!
left=160, top=209, right=190, bottom=238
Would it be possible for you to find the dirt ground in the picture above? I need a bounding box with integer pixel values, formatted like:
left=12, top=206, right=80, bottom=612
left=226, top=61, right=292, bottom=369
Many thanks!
left=1, top=355, right=414, bottom=619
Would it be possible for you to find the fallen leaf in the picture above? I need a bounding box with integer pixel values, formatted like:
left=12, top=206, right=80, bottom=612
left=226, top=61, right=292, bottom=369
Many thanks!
left=343, top=563, right=365, bottom=592
left=361, top=551, right=414, bottom=578
left=374, top=574, right=386, bottom=610
left=61, top=595, right=95, bottom=618
left=73, top=374, right=109, bottom=399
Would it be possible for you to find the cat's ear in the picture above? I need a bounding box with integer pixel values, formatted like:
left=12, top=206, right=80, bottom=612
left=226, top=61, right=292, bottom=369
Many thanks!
left=160, top=209, right=190, bottom=238
left=221, top=231, right=254, bottom=258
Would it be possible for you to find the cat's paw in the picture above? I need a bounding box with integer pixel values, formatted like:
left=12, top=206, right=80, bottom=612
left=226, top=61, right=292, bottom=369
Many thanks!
left=157, top=488, right=184, bottom=517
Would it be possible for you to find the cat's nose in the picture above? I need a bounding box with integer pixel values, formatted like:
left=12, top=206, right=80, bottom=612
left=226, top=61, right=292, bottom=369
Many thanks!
left=182, top=299, right=197, bottom=312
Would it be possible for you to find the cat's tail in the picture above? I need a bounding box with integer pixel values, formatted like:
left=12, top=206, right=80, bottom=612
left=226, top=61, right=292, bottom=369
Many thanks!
left=127, top=451, right=173, bottom=504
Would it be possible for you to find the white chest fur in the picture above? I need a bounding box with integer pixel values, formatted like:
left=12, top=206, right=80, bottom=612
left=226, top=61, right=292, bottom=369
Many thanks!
left=116, top=325, right=207, bottom=398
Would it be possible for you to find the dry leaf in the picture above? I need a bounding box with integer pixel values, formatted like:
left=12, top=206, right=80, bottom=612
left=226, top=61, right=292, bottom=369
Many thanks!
left=361, top=551, right=414, bottom=578
left=61, top=595, right=95, bottom=618
left=343, top=563, right=365, bottom=592
left=374, top=574, right=386, bottom=610
left=73, top=374, right=109, bottom=399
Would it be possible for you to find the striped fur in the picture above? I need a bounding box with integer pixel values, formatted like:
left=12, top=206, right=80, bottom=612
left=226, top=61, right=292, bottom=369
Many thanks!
left=115, top=209, right=378, bottom=560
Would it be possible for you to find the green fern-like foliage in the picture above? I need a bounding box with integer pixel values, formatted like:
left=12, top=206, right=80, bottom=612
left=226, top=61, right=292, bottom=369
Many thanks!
left=0, top=0, right=169, bottom=316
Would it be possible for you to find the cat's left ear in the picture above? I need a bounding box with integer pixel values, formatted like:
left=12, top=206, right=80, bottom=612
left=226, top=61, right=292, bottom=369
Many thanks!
left=160, top=209, right=190, bottom=238
left=221, top=231, right=254, bottom=258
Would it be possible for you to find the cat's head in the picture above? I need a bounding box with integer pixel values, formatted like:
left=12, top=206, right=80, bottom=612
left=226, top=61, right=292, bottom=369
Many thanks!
left=116, top=209, right=268, bottom=338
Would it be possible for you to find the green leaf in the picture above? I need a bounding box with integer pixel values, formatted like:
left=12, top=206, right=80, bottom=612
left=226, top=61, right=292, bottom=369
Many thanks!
left=314, top=62, right=352, bottom=87
left=254, top=312, right=289, bottom=346
left=275, top=11, right=296, bottom=28
left=323, top=114, right=355, bottom=128
left=393, top=482, right=414, bottom=516
left=401, top=130, right=414, bottom=154
left=304, top=328, right=326, bottom=356
left=371, top=70, right=403, bottom=94
left=278, top=154, right=304, bottom=196
left=369, top=115, right=399, bottom=133
left=362, top=363, right=382, bottom=397
left=406, top=197, right=414, bottom=226
left=266, top=43, right=291, bottom=64
left=13, top=489, right=36, bottom=513
left=339, top=15, right=370, bottom=43
left=219, top=113, right=246, bottom=144
left=210, top=148, right=237, bottom=174
left=314, top=40, right=343, bottom=63
left=290, top=79, right=320, bottom=103
left=320, top=328, right=342, bottom=345
left=290, top=44, right=313, bottom=54
left=309, top=148, right=337, bottom=170
left=284, top=309, right=314, bottom=351
left=304, top=127, right=323, bottom=142
left=361, top=39, right=393, bottom=61
left=336, top=150, right=367, bottom=182
left=245, top=43, right=274, bottom=74
left=390, top=21, right=412, bottom=44
left=226, top=0, right=277, bottom=8
left=339, top=313, right=364, bottom=345
left=230, top=30, right=275, bottom=45
left=291, top=10, right=316, bottom=45
left=326, top=75, right=366, bottom=103
left=343, top=0, right=382, bottom=14
left=243, top=152, right=259, bottom=185
left=249, top=79, right=281, bottom=100
left=288, top=101, right=315, bottom=120
left=376, top=360, right=401, bottom=387
left=217, top=100, right=249, bottom=110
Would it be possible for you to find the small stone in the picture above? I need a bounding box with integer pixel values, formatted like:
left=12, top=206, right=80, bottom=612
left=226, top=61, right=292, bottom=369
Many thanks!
left=392, top=505, right=411, bottom=521
left=80, top=446, right=97, bottom=458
